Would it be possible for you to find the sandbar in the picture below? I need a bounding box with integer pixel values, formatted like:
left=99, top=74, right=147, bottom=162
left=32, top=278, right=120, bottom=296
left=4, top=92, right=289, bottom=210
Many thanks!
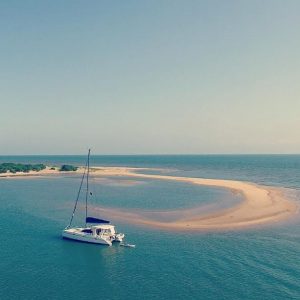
left=1, top=166, right=298, bottom=231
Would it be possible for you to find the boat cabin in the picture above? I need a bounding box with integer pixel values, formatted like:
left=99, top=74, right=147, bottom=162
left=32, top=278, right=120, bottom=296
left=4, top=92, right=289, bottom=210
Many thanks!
left=82, top=224, right=116, bottom=237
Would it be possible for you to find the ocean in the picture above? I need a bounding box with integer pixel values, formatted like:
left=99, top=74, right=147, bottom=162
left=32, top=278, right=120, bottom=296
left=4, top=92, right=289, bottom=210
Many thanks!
left=0, top=155, right=300, bottom=300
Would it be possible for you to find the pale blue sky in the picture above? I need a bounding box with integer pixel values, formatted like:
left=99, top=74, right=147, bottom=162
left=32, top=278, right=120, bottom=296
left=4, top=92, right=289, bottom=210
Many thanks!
left=1, top=0, right=299, bottom=154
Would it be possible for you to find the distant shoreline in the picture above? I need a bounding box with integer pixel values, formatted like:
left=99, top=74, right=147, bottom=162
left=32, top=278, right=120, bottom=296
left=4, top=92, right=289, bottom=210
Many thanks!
left=0, top=166, right=81, bottom=178
left=1, top=166, right=298, bottom=231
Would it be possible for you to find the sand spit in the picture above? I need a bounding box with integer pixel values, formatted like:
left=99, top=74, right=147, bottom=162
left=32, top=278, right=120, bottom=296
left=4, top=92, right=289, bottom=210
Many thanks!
left=91, top=168, right=299, bottom=230
left=1, top=166, right=298, bottom=231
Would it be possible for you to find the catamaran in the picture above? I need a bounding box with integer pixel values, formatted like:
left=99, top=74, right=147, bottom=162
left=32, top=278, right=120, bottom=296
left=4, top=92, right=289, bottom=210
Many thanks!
left=62, top=149, right=125, bottom=246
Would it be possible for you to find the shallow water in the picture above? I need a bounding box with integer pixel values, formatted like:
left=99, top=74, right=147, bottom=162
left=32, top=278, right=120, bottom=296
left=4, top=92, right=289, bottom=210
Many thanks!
left=0, top=155, right=300, bottom=300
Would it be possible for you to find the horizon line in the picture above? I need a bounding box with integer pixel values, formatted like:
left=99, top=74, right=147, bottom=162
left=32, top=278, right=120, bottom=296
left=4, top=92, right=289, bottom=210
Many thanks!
left=0, top=153, right=299, bottom=156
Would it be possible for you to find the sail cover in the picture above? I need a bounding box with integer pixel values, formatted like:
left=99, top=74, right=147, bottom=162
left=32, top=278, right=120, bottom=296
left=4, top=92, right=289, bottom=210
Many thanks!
left=86, top=217, right=110, bottom=224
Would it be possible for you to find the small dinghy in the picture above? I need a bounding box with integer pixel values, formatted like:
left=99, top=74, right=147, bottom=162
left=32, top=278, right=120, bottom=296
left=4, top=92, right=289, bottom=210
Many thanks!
left=62, top=149, right=125, bottom=246
left=120, top=243, right=136, bottom=248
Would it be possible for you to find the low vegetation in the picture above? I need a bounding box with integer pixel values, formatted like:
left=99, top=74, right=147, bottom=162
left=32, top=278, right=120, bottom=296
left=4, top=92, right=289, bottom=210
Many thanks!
left=0, top=163, right=46, bottom=174
left=0, top=163, right=78, bottom=174
left=59, top=165, right=78, bottom=172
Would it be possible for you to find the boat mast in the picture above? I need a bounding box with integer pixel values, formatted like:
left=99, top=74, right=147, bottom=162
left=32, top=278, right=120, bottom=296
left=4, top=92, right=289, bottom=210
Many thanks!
left=85, top=149, right=91, bottom=227
left=67, top=150, right=89, bottom=228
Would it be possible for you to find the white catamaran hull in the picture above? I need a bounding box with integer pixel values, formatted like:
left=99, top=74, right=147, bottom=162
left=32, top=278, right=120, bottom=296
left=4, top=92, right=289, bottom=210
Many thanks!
left=62, top=229, right=112, bottom=246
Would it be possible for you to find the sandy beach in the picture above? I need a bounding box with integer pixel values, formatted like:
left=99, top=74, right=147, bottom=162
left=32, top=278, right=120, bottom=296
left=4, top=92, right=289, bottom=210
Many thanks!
left=1, top=166, right=298, bottom=231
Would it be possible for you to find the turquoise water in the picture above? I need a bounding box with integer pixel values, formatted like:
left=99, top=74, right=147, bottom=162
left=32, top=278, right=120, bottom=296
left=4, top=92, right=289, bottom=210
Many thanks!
left=0, top=155, right=300, bottom=300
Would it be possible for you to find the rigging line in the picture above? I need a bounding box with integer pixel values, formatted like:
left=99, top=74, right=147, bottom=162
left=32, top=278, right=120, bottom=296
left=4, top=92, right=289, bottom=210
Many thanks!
left=67, top=154, right=89, bottom=228
left=85, top=149, right=91, bottom=227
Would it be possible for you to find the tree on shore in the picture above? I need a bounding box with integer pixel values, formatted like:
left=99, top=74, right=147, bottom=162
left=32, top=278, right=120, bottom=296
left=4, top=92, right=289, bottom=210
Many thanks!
left=0, top=163, right=46, bottom=174
left=59, top=165, right=78, bottom=172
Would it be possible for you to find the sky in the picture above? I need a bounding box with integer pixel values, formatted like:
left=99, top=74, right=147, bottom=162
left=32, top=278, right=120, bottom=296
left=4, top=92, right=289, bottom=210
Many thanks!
left=0, top=0, right=299, bottom=154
